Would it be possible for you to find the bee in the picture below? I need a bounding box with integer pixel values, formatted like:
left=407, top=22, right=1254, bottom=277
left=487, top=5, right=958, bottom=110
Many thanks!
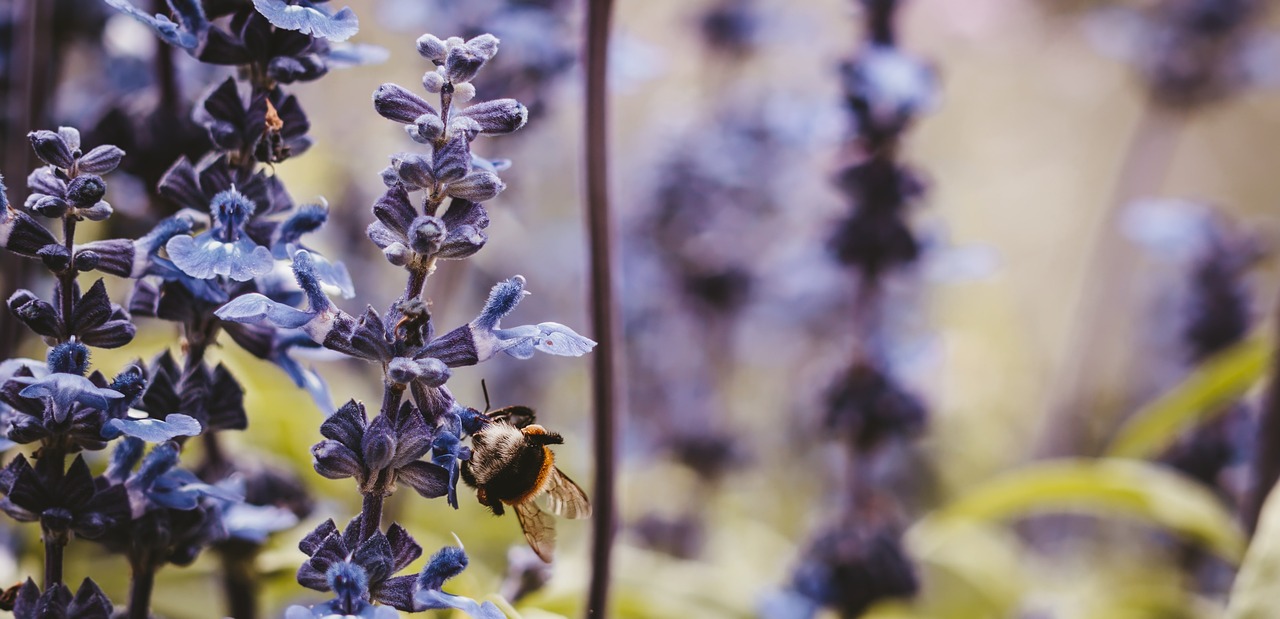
left=461, top=403, right=591, bottom=563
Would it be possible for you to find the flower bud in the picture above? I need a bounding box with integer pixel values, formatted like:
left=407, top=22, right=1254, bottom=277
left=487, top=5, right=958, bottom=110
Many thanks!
left=460, top=99, right=528, bottom=135
left=414, top=113, right=445, bottom=144
left=28, top=131, right=74, bottom=168
left=416, top=34, right=448, bottom=63
left=66, top=175, right=106, bottom=208
left=423, top=70, right=446, bottom=93
left=394, top=153, right=436, bottom=189
left=374, top=83, right=439, bottom=124
left=77, top=145, right=125, bottom=175
left=445, top=45, right=486, bottom=83
left=73, top=250, right=101, bottom=272
left=37, top=243, right=71, bottom=271
left=448, top=171, right=504, bottom=202
left=433, top=134, right=471, bottom=184
left=30, top=195, right=69, bottom=218
left=408, top=216, right=447, bottom=255
left=312, top=440, right=362, bottom=479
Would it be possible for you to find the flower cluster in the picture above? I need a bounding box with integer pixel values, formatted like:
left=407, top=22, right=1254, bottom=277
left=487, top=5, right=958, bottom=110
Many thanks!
left=773, top=0, right=931, bottom=615
left=214, top=30, right=593, bottom=617
left=0, top=127, right=236, bottom=619
left=1090, top=0, right=1268, bottom=109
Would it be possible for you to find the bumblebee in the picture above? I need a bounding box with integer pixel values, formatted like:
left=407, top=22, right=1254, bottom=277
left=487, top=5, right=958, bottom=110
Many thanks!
left=461, top=406, right=591, bottom=562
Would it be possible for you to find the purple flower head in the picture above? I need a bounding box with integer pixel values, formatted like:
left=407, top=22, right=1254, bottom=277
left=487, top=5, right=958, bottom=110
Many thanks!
left=10, top=578, right=113, bottom=619
left=367, top=189, right=492, bottom=268
left=10, top=342, right=124, bottom=425
left=167, top=187, right=275, bottom=281
left=76, top=213, right=197, bottom=280
left=122, top=441, right=241, bottom=518
left=311, top=400, right=450, bottom=499
left=8, top=280, right=137, bottom=349
left=196, top=77, right=314, bottom=164
left=781, top=525, right=918, bottom=618
left=195, top=7, right=381, bottom=84
left=446, top=275, right=597, bottom=362
left=210, top=468, right=306, bottom=544
left=296, top=517, right=422, bottom=610
left=23, top=128, right=123, bottom=222
left=0, top=454, right=130, bottom=540
left=413, top=544, right=505, bottom=618
left=130, top=351, right=246, bottom=434
left=825, top=361, right=926, bottom=453
left=841, top=46, right=937, bottom=147
left=0, top=361, right=138, bottom=453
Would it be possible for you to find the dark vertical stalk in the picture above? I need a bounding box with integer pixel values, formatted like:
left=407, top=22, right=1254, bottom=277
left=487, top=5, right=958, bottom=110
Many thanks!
left=1, top=0, right=53, bottom=360
left=584, top=0, right=618, bottom=616
left=360, top=486, right=385, bottom=541
left=218, top=545, right=259, bottom=619
left=42, top=534, right=64, bottom=589
left=152, top=0, right=181, bottom=117
left=128, top=562, right=156, bottom=619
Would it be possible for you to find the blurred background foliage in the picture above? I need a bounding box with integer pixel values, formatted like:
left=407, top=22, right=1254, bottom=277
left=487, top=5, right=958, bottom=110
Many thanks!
left=6, top=0, right=1280, bottom=617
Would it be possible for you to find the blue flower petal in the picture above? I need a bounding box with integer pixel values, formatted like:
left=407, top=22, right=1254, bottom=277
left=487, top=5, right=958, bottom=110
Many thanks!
left=326, top=42, right=390, bottom=68
left=215, top=293, right=316, bottom=329
left=288, top=601, right=400, bottom=619
left=223, top=502, right=298, bottom=543
left=413, top=591, right=505, bottom=619
left=103, top=413, right=202, bottom=442
left=252, top=0, right=359, bottom=41
left=103, top=0, right=206, bottom=49
left=16, top=374, right=123, bottom=422
left=303, top=248, right=356, bottom=299
left=491, top=322, right=596, bottom=360
left=166, top=233, right=275, bottom=281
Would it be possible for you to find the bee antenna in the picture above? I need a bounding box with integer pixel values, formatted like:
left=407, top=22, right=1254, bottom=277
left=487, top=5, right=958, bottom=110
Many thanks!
left=481, top=379, right=491, bottom=412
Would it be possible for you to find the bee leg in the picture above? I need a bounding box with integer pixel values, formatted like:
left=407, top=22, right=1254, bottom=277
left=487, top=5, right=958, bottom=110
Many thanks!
left=477, top=487, right=505, bottom=516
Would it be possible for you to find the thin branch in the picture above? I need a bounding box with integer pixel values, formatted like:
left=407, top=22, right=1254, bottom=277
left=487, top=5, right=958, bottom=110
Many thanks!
left=584, top=0, right=618, bottom=616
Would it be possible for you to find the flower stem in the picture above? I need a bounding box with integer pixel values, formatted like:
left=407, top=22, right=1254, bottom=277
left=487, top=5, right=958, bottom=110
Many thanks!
left=57, top=217, right=77, bottom=338
left=128, top=561, right=156, bottom=619
left=584, top=0, right=618, bottom=616
left=42, top=532, right=64, bottom=589
left=151, top=0, right=180, bottom=117
left=218, top=544, right=259, bottom=619
left=359, top=489, right=385, bottom=541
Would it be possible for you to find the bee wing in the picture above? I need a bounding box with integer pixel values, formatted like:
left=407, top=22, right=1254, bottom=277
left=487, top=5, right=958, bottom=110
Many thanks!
left=488, top=405, right=537, bottom=428
left=541, top=467, right=591, bottom=520
left=515, top=500, right=557, bottom=563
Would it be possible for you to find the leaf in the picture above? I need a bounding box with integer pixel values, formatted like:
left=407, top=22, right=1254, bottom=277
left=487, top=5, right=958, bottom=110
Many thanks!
left=923, top=459, right=1245, bottom=562
left=1106, top=333, right=1269, bottom=459
left=1226, top=482, right=1280, bottom=619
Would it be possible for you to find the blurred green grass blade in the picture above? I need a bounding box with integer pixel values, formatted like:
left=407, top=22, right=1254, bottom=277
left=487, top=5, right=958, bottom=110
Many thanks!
left=1227, top=482, right=1280, bottom=619
left=1106, top=333, right=1270, bottom=459
left=925, top=459, right=1246, bottom=562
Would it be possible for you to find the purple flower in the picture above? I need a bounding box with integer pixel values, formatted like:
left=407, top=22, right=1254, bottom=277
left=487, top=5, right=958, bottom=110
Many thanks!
left=0, top=454, right=130, bottom=540
left=252, top=0, right=359, bottom=42
left=167, top=187, right=275, bottom=281
left=24, top=128, right=124, bottom=221
left=311, top=400, right=450, bottom=498
left=102, top=0, right=208, bottom=50
left=10, top=578, right=113, bottom=619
